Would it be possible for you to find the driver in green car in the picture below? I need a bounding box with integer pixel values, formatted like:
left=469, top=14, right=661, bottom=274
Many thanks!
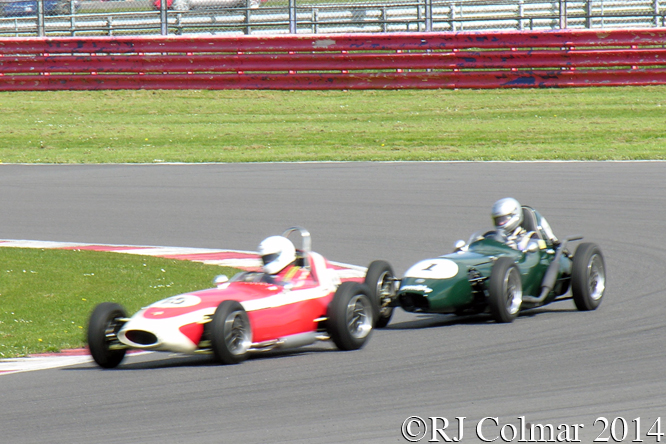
left=491, top=197, right=559, bottom=251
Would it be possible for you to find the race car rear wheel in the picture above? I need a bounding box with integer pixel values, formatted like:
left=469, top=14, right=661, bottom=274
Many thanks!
left=571, top=243, right=606, bottom=311
left=488, top=257, right=523, bottom=323
left=327, top=282, right=374, bottom=351
left=364, top=260, right=395, bottom=328
left=211, top=300, right=252, bottom=365
left=87, top=302, right=128, bottom=369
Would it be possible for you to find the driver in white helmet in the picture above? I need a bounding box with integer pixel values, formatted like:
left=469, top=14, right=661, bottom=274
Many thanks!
left=491, top=197, right=558, bottom=250
left=258, top=235, right=310, bottom=285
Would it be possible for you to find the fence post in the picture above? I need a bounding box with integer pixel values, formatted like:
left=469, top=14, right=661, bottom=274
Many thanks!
left=559, top=0, right=567, bottom=29
left=289, top=0, right=297, bottom=33
left=160, top=0, right=168, bottom=35
left=244, top=0, right=251, bottom=35
left=518, top=0, right=524, bottom=31
left=449, top=2, right=455, bottom=32
left=654, top=0, right=660, bottom=27
left=585, top=0, right=591, bottom=28
left=424, top=0, right=432, bottom=32
left=68, top=0, right=76, bottom=36
left=37, top=0, right=45, bottom=36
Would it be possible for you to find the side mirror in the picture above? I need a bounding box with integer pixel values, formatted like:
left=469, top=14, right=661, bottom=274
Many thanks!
left=213, top=275, right=229, bottom=286
left=453, top=240, right=466, bottom=252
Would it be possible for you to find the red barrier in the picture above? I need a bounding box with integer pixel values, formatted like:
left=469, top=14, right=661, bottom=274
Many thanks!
left=2, top=29, right=666, bottom=90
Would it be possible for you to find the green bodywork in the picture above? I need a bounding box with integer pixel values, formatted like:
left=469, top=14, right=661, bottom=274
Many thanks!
left=396, top=229, right=573, bottom=315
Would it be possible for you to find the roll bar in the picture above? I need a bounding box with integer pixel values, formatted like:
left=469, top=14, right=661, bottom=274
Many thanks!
left=281, top=226, right=312, bottom=253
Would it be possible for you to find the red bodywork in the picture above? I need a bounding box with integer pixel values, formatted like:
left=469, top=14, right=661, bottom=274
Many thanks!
left=119, top=251, right=356, bottom=352
left=148, top=279, right=331, bottom=346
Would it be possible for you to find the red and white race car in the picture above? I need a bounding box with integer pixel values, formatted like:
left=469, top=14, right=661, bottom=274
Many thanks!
left=87, top=228, right=377, bottom=368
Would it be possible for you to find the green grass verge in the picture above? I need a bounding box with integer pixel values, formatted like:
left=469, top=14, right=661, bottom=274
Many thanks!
left=0, top=248, right=238, bottom=358
left=1, top=87, right=665, bottom=163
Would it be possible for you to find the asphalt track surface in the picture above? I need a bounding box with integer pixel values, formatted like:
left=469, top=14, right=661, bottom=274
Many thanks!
left=1, top=162, right=665, bottom=444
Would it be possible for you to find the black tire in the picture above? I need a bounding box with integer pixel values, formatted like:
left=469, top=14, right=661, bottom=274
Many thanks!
left=487, top=257, right=523, bottom=323
left=571, top=243, right=606, bottom=311
left=327, top=282, right=374, bottom=351
left=211, top=300, right=252, bottom=365
left=364, top=260, right=395, bottom=328
left=87, top=302, right=128, bottom=369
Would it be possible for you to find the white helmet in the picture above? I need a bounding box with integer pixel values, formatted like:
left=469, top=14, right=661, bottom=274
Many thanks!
left=258, top=235, right=296, bottom=275
left=491, top=197, right=523, bottom=234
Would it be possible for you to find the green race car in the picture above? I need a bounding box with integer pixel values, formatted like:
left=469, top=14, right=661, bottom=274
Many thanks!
left=365, top=206, right=606, bottom=327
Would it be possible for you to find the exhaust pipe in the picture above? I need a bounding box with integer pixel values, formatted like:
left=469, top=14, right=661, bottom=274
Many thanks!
left=522, top=235, right=582, bottom=305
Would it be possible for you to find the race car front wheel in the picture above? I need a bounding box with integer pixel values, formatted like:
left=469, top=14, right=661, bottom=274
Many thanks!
left=211, top=300, right=252, bottom=365
left=488, top=257, right=523, bottom=323
left=87, top=302, right=128, bottom=369
left=327, top=282, right=374, bottom=351
left=571, top=243, right=606, bottom=311
left=364, top=260, right=395, bottom=328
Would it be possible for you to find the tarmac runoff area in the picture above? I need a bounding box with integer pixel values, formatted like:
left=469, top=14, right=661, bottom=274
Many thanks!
left=0, top=239, right=366, bottom=375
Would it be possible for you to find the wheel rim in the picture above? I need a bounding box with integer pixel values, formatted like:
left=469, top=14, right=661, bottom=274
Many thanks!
left=375, top=271, right=393, bottom=318
left=346, top=295, right=373, bottom=339
left=504, top=267, right=522, bottom=315
left=103, top=317, right=123, bottom=348
left=587, top=253, right=606, bottom=301
left=223, top=310, right=251, bottom=356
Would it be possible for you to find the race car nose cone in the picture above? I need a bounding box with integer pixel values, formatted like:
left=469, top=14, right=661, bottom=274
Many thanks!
left=404, top=258, right=459, bottom=280
left=124, top=330, right=158, bottom=346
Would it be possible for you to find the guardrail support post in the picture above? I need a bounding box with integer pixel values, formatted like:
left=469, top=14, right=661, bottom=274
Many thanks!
left=289, top=0, right=297, bottom=33
left=559, top=0, right=567, bottom=29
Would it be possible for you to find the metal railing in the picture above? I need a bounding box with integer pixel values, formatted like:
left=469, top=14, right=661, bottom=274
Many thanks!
left=4, top=30, right=666, bottom=91
left=1, top=0, right=665, bottom=36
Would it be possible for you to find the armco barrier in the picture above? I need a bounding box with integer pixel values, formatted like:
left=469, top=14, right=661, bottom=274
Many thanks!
left=1, top=29, right=666, bottom=90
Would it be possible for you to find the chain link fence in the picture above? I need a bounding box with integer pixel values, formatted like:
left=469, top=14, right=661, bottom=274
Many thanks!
left=1, top=0, right=665, bottom=36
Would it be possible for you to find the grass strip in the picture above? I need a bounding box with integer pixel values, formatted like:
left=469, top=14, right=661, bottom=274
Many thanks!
left=1, top=87, right=665, bottom=163
left=0, top=247, right=238, bottom=358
